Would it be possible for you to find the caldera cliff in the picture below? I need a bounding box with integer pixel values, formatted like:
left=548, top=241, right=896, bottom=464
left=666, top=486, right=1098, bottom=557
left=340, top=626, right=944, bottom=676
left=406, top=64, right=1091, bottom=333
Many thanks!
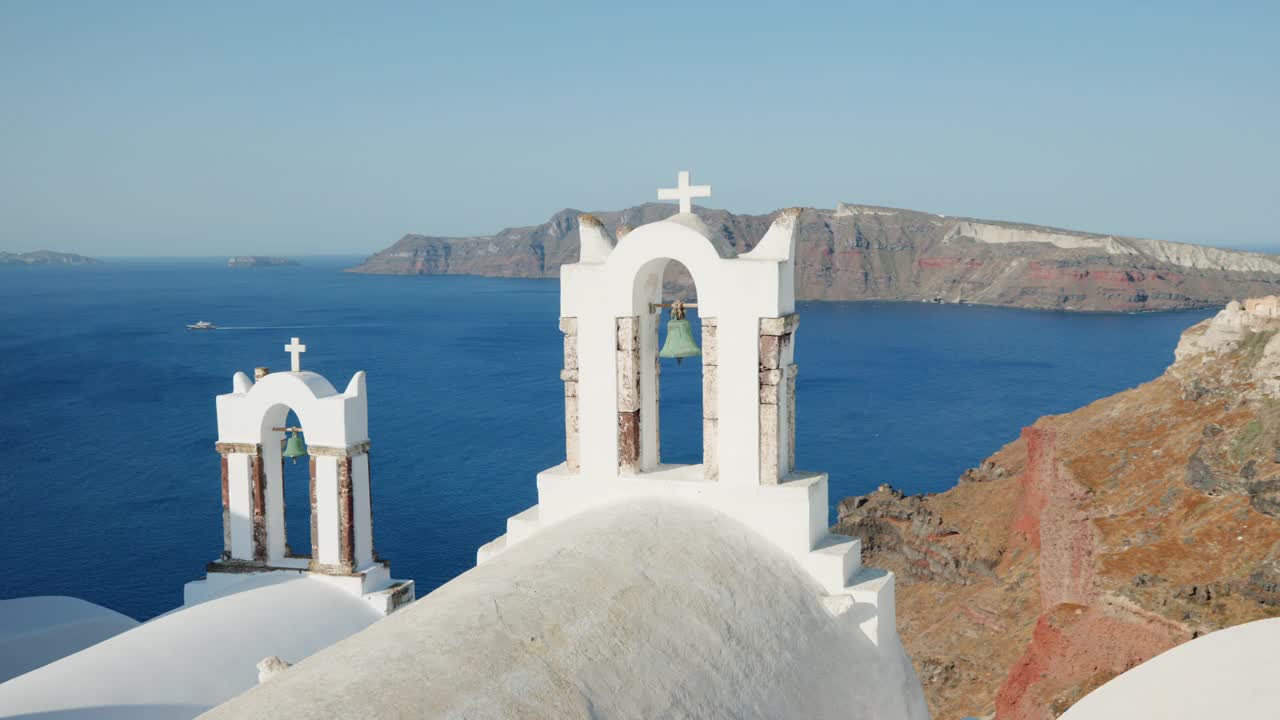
left=348, top=204, right=1280, bottom=312
left=834, top=297, right=1280, bottom=719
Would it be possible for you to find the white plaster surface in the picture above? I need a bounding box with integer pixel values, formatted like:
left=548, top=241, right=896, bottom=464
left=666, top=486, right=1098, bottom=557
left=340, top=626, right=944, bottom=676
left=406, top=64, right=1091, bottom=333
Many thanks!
left=0, top=596, right=138, bottom=685
left=559, top=206, right=796, bottom=491
left=1061, top=617, right=1280, bottom=720
left=200, top=500, right=929, bottom=720
left=215, top=369, right=367, bottom=450
left=314, top=455, right=340, bottom=564
left=488, top=464, right=863, bottom=595
left=352, top=453, right=374, bottom=567
left=0, top=573, right=382, bottom=720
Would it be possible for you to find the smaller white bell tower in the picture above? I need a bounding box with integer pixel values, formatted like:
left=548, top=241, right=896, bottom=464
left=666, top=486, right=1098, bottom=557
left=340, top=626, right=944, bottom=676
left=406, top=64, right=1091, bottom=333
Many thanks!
left=184, top=339, right=413, bottom=615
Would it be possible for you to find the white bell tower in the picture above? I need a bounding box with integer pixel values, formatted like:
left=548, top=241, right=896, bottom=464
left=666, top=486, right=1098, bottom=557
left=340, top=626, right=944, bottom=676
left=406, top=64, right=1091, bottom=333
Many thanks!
left=184, top=339, right=413, bottom=615
left=479, top=172, right=901, bottom=648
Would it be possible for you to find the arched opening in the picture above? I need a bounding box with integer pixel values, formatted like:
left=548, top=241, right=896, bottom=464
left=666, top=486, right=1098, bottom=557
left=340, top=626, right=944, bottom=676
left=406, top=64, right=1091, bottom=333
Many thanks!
left=258, top=402, right=315, bottom=566
left=612, top=236, right=723, bottom=480
left=656, top=260, right=703, bottom=465
left=279, top=410, right=313, bottom=559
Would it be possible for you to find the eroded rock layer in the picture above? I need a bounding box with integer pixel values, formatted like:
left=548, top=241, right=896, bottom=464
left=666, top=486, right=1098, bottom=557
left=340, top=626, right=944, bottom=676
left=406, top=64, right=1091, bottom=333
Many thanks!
left=349, top=204, right=1280, bottom=312
left=834, top=298, right=1280, bottom=719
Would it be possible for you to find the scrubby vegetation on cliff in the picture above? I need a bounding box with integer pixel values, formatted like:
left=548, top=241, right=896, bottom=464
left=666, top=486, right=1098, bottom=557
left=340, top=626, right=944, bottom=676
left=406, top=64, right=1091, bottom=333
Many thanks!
left=834, top=298, right=1280, bottom=719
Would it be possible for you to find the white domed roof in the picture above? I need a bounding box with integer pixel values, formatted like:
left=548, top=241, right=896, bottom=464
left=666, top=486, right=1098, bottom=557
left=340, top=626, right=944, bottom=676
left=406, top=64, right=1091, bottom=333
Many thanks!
left=1062, top=617, right=1280, bottom=719
left=0, top=574, right=383, bottom=719
left=202, top=500, right=927, bottom=720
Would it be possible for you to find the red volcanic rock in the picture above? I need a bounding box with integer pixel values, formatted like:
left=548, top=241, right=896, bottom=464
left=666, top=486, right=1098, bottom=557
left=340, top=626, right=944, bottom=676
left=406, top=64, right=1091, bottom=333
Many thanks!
left=834, top=302, right=1280, bottom=718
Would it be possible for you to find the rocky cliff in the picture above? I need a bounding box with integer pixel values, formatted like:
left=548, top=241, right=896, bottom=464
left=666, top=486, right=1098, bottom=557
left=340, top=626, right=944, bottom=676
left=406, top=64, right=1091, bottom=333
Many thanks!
left=348, top=204, right=1280, bottom=312
left=833, top=298, right=1280, bottom=719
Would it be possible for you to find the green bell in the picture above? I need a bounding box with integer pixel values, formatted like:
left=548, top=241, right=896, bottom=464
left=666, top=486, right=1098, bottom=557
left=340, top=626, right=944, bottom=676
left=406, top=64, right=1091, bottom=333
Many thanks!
left=282, top=431, right=308, bottom=464
left=658, top=301, right=701, bottom=365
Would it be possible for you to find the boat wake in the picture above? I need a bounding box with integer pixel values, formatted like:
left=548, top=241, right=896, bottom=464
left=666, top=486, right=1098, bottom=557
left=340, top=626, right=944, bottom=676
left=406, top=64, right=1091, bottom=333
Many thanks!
left=214, top=324, right=378, bottom=331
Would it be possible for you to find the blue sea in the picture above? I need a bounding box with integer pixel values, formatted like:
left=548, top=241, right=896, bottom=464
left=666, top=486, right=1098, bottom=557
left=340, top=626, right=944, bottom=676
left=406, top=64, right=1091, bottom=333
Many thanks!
left=0, top=258, right=1213, bottom=620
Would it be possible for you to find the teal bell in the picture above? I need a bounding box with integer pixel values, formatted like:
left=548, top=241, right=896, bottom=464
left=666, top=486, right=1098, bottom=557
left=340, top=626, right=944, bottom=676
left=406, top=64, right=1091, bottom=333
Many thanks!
left=282, top=431, right=308, bottom=463
left=658, top=301, right=701, bottom=365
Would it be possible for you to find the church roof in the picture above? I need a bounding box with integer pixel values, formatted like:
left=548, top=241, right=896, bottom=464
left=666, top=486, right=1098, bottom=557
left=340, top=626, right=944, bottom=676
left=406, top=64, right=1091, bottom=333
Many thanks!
left=0, top=573, right=383, bottom=719
left=201, top=500, right=927, bottom=720
left=0, top=596, right=138, bottom=684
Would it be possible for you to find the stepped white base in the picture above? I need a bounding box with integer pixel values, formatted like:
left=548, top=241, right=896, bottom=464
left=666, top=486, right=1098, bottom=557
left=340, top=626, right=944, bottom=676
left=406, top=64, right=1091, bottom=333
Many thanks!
left=820, top=567, right=898, bottom=645
left=183, top=561, right=414, bottom=616
left=477, top=462, right=894, bottom=646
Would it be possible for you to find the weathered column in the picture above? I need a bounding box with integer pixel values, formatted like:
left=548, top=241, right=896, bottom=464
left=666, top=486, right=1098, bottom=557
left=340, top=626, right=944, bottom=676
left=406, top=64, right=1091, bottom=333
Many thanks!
left=337, top=455, right=356, bottom=573
left=702, top=318, right=719, bottom=480
left=308, top=456, right=320, bottom=560
left=759, top=314, right=799, bottom=485
left=560, top=317, right=581, bottom=471
left=365, top=450, right=377, bottom=562
left=307, top=449, right=342, bottom=572
left=651, top=316, right=661, bottom=464
left=219, top=452, right=232, bottom=559
left=617, top=315, right=641, bottom=474
left=787, top=362, right=798, bottom=474
left=262, top=436, right=286, bottom=562
left=308, top=441, right=373, bottom=574
left=280, top=454, right=289, bottom=556
left=250, top=453, right=267, bottom=561
left=214, top=442, right=265, bottom=563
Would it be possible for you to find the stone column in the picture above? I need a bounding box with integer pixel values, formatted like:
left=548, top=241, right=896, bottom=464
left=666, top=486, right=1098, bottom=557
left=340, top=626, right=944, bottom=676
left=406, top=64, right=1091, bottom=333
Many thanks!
left=560, top=317, right=580, bottom=471
left=787, top=362, right=798, bottom=474
left=309, top=441, right=372, bottom=574
left=651, top=315, right=661, bottom=465
left=347, top=443, right=374, bottom=568
left=702, top=318, right=719, bottom=480
left=307, top=456, right=320, bottom=561
left=365, top=450, right=377, bottom=562
left=250, top=453, right=267, bottom=562
left=759, top=314, right=800, bottom=485
left=616, top=315, right=640, bottom=475
left=219, top=453, right=231, bottom=559
left=337, top=455, right=356, bottom=573
left=214, top=442, right=265, bottom=563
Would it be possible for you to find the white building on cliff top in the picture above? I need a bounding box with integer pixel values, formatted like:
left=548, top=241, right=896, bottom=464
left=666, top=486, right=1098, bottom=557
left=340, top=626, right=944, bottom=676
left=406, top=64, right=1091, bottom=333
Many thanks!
left=0, top=173, right=928, bottom=720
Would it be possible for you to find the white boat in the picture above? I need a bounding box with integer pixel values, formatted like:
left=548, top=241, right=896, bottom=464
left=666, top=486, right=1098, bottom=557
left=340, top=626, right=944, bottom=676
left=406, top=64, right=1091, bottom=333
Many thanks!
left=186, top=321, right=217, bottom=330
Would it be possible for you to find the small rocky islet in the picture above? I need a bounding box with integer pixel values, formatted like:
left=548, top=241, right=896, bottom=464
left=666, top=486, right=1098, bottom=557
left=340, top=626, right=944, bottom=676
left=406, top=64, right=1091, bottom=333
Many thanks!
left=0, top=250, right=98, bottom=266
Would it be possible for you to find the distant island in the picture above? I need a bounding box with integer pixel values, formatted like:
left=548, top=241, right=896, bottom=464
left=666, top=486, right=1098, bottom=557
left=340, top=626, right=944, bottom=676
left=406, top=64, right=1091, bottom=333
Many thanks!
left=227, top=256, right=298, bottom=268
left=0, top=250, right=99, bottom=266
left=348, top=203, right=1280, bottom=313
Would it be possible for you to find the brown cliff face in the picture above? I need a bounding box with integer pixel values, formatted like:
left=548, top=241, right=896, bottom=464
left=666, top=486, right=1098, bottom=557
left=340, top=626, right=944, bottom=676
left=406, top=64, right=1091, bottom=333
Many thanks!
left=834, top=300, right=1280, bottom=719
left=348, top=204, right=1280, bottom=312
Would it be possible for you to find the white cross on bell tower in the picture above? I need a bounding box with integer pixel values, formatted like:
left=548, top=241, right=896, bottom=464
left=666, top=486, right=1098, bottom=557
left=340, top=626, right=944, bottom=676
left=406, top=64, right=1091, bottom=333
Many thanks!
left=285, top=337, right=307, bottom=372
left=657, top=170, right=712, bottom=214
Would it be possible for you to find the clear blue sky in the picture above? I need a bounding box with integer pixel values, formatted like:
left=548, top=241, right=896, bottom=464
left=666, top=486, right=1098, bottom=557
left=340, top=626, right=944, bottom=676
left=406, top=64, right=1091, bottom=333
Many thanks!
left=1, top=1, right=1276, bottom=256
